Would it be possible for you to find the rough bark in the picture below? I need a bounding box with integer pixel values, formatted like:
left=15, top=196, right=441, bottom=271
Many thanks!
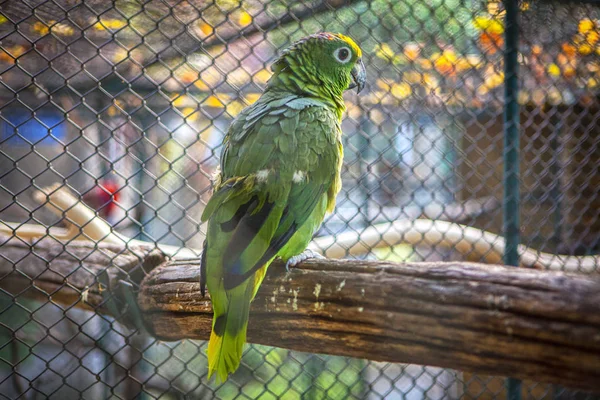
left=0, top=233, right=165, bottom=313
left=1, top=233, right=600, bottom=392
left=139, top=258, right=600, bottom=393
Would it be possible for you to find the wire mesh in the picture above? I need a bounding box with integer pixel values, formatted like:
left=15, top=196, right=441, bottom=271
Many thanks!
left=0, top=0, right=599, bottom=398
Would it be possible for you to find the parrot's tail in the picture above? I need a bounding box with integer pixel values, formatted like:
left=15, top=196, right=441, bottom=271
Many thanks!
left=207, top=281, right=253, bottom=383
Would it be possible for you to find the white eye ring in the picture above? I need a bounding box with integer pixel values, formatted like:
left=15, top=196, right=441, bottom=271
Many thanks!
left=333, top=46, right=352, bottom=63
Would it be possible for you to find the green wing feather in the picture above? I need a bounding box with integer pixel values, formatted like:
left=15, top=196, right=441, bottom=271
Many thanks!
left=202, top=93, right=341, bottom=382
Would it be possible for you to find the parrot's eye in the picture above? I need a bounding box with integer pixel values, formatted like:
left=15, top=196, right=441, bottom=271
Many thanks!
left=333, top=47, right=351, bottom=63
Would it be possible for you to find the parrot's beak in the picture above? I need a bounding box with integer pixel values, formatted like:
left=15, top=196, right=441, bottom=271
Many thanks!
left=348, top=59, right=366, bottom=94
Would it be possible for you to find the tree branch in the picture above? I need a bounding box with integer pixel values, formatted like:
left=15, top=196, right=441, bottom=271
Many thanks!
left=0, top=233, right=165, bottom=315
left=1, top=233, right=599, bottom=392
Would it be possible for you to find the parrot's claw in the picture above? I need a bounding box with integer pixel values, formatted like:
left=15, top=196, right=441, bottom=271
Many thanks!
left=284, top=249, right=325, bottom=272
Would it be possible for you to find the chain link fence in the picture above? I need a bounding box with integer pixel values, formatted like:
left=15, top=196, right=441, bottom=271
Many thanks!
left=1, top=0, right=599, bottom=398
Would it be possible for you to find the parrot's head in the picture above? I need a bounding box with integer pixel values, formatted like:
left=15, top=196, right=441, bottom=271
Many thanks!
left=270, top=32, right=366, bottom=98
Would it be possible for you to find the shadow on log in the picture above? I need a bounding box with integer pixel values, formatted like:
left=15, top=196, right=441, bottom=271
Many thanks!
left=1, top=232, right=600, bottom=392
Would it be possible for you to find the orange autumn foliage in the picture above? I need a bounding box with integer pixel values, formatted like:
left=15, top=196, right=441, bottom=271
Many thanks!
left=561, top=43, right=577, bottom=58
left=479, top=32, right=503, bottom=55
left=180, top=71, right=198, bottom=84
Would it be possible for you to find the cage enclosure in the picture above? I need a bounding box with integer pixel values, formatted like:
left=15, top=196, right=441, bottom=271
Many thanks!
left=1, top=0, right=600, bottom=399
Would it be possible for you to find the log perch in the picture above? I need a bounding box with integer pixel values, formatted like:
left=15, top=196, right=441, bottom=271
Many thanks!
left=138, top=259, right=600, bottom=392
left=1, top=233, right=600, bottom=392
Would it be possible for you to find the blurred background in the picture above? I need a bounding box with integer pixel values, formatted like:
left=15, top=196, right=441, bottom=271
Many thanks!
left=0, top=0, right=599, bottom=398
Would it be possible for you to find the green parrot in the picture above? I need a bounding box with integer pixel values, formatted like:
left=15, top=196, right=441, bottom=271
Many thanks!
left=200, top=32, right=366, bottom=382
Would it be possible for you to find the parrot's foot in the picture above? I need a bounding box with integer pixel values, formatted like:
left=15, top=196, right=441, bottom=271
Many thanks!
left=285, top=249, right=325, bottom=271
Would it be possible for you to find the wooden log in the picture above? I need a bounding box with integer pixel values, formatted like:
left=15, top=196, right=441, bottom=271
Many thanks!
left=0, top=233, right=165, bottom=314
left=138, top=258, right=600, bottom=393
left=1, top=233, right=600, bottom=392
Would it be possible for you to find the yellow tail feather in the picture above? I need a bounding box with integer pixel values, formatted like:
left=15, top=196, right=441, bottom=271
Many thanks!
left=207, top=282, right=253, bottom=383
left=207, top=323, right=248, bottom=383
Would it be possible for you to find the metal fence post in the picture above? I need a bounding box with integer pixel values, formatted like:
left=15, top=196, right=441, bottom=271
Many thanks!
left=503, top=0, right=522, bottom=399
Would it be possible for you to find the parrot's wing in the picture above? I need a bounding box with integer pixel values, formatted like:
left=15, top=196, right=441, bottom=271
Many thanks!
left=220, top=177, right=329, bottom=290
left=220, top=95, right=330, bottom=175
left=202, top=99, right=339, bottom=291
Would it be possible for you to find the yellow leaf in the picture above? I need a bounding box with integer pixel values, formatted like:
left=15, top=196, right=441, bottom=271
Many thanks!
left=173, top=96, right=191, bottom=107
left=194, top=80, right=210, bottom=91
left=181, top=107, right=195, bottom=117
left=205, top=95, right=225, bottom=108
left=563, top=65, right=576, bottom=79
left=578, top=43, right=593, bottom=55
left=473, top=16, right=504, bottom=35
left=587, top=31, right=599, bottom=46
left=422, top=73, right=439, bottom=90
left=433, top=50, right=459, bottom=75
left=487, top=1, right=501, bottom=16
left=455, top=58, right=473, bottom=72
left=484, top=71, right=504, bottom=89
left=33, top=22, right=49, bottom=36
left=403, top=43, right=420, bottom=61
left=415, top=58, right=432, bottom=70
left=390, top=82, right=412, bottom=100
left=244, top=93, right=261, bottom=104
left=477, top=85, right=489, bottom=96
left=238, top=11, right=252, bottom=27
left=226, top=101, right=244, bottom=117
left=199, top=22, right=213, bottom=36
left=587, top=77, right=598, bottom=88
left=375, top=43, right=396, bottom=61
left=375, top=79, right=390, bottom=91
left=0, top=50, right=13, bottom=63
left=253, top=69, right=272, bottom=84
left=95, top=19, right=126, bottom=31
left=0, top=14, right=8, bottom=25
left=107, top=106, right=119, bottom=117
left=519, top=1, right=530, bottom=11
left=0, top=45, right=25, bottom=63
left=578, top=19, right=596, bottom=35
left=547, top=63, right=560, bottom=77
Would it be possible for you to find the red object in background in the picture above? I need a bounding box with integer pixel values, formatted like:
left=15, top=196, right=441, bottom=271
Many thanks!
left=83, top=180, right=121, bottom=220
